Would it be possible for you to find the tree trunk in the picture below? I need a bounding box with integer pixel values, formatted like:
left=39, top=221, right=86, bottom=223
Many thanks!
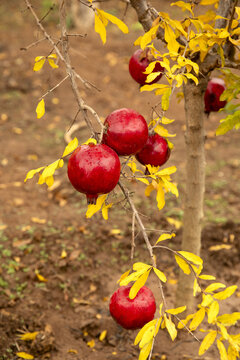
left=175, top=77, right=208, bottom=310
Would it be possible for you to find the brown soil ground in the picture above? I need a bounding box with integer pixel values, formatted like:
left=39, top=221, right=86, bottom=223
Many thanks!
left=0, top=1, right=240, bottom=360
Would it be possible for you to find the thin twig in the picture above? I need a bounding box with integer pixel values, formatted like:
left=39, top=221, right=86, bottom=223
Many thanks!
left=131, top=212, right=136, bottom=259
left=118, top=181, right=167, bottom=310
left=20, top=37, right=46, bottom=51
left=41, top=75, right=69, bottom=99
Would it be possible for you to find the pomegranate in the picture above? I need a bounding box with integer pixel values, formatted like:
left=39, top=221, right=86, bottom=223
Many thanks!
left=102, top=108, right=148, bottom=156
left=129, top=48, right=164, bottom=86
left=136, top=134, right=170, bottom=170
left=67, top=143, right=120, bottom=204
left=204, top=78, right=227, bottom=114
left=109, top=285, right=156, bottom=330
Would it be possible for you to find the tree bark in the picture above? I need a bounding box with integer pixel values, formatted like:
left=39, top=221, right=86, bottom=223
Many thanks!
left=175, top=77, right=208, bottom=310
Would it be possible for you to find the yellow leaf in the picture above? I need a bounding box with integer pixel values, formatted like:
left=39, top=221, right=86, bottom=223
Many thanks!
left=164, top=314, right=177, bottom=341
left=139, top=325, right=155, bottom=349
left=162, top=177, right=178, bottom=197
left=189, top=308, right=205, bottom=330
left=83, top=138, right=97, bottom=145
left=24, top=166, right=45, bottom=182
left=155, top=165, right=177, bottom=176
left=47, top=54, right=59, bottom=69
left=102, top=202, right=112, bottom=220
left=136, top=177, right=150, bottom=185
left=36, top=99, right=45, bottom=119
left=164, top=23, right=180, bottom=53
left=193, top=278, right=201, bottom=296
left=217, top=323, right=229, bottom=340
left=217, top=339, right=228, bottom=360
left=166, top=306, right=186, bottom=315
left=199, top=274, right=216, bottom=280
left=177, top=313, right=195, bottom=329
left=18, top=332, right=39, bottom=341
left=68, top=349, right=78, bottom=354
left=31, top=217, right=46, bottom=224
left=175, top=254, right=191, bottom=274
left=134, top=319, right=157, bottom=345
left=205, top=282, right=226, bottom=293
left=94, top=13, right=106, bottom=44
left=184, top=73, right=199, bottom=85
left=153, top=267, right=167, bottom=283
left=145, top=183, right=155, bottom=197
left=154, top=124, right=176, bottom=138
left=117, top=269, right=131, bottom=284
left=171, top=1, right=193, bottom=15
left=214, top=285, right=238, bottom=300
left=16, top=352, right=34, bottom=359
left=156, top=184, right=165, bottom=210
left=98, top=9, right=128, bottom=34
left=45, top=175, right=54, bottom=187
left=178, top=251, right=203, bottom=265
left=200, top=0, right=219, bottom=5
left=120, top=268, right=148, bottom=286
left=139, top=341, right=153, bottom=360
left=198, top=330, right=217, bottom=355
left=129, top=269, right=151, bottom=299
left=62, top=137, right=78, bottom=157
left=35, top=270, right=48, bottom=282
left=38, top=159, right=62, bottom=185
left=61, top=249, right=67, bottom=259
left=87, top=339, right=95, bottom=348
left=146, top=72, right=161, bottom=83
left=33, top=56, right=45, bottom=72
left=141, top=83, right=169, bottom=93
left=156, top=232, right=175, bottom=244
left=85, top=194, right=107, bottom=218
left=167, top=217, right=182, bottom=229
left=133, top=262, right=152, bottom=271
left=140, top=25, right=160, bottom=50
left=161, top=88, right=171, bottom=111
left=99, top=330, right=107, bottom=341
left=201, top=294, right=213, bottom=307
left=208, top=301, right=219, bottom=323
left=217, top=313, right=240, bottom=326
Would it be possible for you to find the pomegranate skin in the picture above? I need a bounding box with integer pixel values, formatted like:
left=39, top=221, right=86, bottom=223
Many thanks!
left=204, top=78, right=227, bottom=113
left=136, top=134, right=170, bottom=167
left=109, top=285, right=156, bottom=330
left=102, top=108, right=148, bottom=156
left=129, top=49, right=164, bottom=86
left=67, top=144, right=121, bottom=204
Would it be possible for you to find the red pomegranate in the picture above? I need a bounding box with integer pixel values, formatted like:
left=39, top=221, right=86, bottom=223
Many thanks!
left=67, top=143, right=121, bottom=204
left=109, top=285, right=156, bottom=330
left=102, top=108, right=148, bottom=156
left=204, top=78, right=227, bottom=114
left=129, top=48, right=164, bottom=86
left=136, top=134, right=170, bottom=169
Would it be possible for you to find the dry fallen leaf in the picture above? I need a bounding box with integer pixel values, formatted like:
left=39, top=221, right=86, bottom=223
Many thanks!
left=0, top=224, right=7, bottom=230
left=31, top=217, right=46, bottom=224
left=208, top=244, right=232, bottom=251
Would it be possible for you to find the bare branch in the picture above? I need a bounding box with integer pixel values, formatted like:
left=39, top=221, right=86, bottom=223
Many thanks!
left=41, top=75, right=69, bottom=99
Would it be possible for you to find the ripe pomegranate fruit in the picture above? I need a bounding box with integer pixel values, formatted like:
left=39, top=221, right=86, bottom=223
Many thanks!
left=129, top=48, right=164, bottom=86
left=102, top=108, right=148, bottom=156
left=204, top=78, right=227, bottom=114
left=67, top=143, right=120, bottom=204
left=109, top=285, right=156, bottom=330
left=136, top=134, right=170, bottom=170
